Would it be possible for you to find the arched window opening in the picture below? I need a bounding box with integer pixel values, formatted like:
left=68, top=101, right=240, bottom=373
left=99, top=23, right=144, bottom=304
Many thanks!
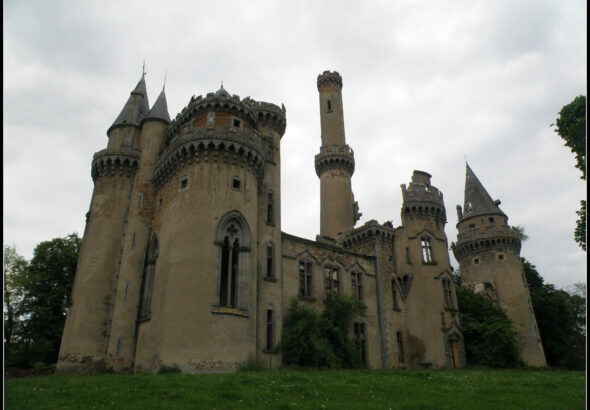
left=266, top=307, right=275, bottom=352
left=139, top=236, right=159, bottom=322
left=442, top=278, right=454, bottom=309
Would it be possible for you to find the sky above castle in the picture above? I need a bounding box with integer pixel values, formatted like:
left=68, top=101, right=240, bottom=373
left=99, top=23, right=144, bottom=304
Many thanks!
left=4, top=0, right=586, bottom=288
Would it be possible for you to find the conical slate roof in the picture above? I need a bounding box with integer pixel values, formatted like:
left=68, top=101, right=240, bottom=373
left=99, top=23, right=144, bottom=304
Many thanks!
left=144, top=88, right=170, bottom=123
left=107, top=75, right=150, bottom=135
left=463, top=164, right=506, bottom=218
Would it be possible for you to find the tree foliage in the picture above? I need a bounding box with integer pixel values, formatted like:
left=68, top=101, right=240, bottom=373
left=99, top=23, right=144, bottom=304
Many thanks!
left=3, top=233, right=81, bottom=367
left=551, top=95, right=586, bottom=250
left=281, top=293, right=366, bottom=369
left=522, top=258, right=585, bottom=369
left=455, top=285, right=523, bottom=368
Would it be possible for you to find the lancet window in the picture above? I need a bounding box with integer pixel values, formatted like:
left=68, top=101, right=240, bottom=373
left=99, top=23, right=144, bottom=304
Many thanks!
left=420, top=237, right=434, bottom=263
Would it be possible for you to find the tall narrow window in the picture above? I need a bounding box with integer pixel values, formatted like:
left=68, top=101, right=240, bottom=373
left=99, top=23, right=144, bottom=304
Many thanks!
left=266, top=242, right=274, bottom=278
left=216, top=212, right=251, bottom=311
left=392, top=279, right=400, bottom=311
left=324, top=265, right=340, bottom=297
left=267, top=192, right=274, bottom=225
left=327, top=99, right=332, bottom=112
left=137, top=193, right=143, bottom=209
left=354, top=322, right=367, bottom=366
left=299, top=260, right=312, bottom=298
left=420, top=237, right=433, bottom=263
left=351, top=271, right=363, bottom=301
left=266, top=308, right=274, bottom=352
left=397, top=331, right=405, bottom=364
left=442, top=278, right=454, bottom=309
left=139, top=236, right=159, bottom=321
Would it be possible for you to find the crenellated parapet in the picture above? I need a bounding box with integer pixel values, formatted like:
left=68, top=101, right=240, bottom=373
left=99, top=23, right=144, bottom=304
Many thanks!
left=452, top=225, right=521, bottom=260
left=401, top=173, right=447, bottom=225
left=91, top=147, right=140, bottom=180
left=317, top=70, right=343, bottom=90
left=314, top=144, right=355, bottom=177
left=153, top=124, right=266, bottom=189
left=341, top=220, right=395, bottom=249
left=244, top=98, right=287, bottom=137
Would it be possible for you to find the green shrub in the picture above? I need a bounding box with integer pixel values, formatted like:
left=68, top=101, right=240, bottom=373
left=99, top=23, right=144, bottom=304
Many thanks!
left=157, top=364, right=181, bottom=374
left=282, top=293, right=366, bottom=369
left=237, top=354, right=267, bottom=372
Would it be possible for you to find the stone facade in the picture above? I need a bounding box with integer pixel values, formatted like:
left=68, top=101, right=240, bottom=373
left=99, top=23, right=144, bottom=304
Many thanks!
left=59, top=69, right=553, bottom=374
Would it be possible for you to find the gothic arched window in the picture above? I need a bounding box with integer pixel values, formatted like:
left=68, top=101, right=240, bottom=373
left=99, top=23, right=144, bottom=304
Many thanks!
left=420, top=237, right=434, bottom=263
left=216, top=211, right=251, bottom=310
left=139, top=236, right=159, bottom=322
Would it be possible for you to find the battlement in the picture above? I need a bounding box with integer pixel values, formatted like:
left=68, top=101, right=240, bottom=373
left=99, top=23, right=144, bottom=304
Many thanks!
left=245, top=98, right=287, bottom=136
left=314, top=145, right=355, bottom=176
left=341, top=219, right=395, bottom=249
left=452, top=225, right=522, bottom=260
left=317, top=70, right=343, bottom=90
left=91, top=147, right=140, bottom=180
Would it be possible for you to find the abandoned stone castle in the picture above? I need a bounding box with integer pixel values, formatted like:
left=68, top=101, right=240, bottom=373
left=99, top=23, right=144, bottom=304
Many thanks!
left=56, top=70, right=546, bottom=373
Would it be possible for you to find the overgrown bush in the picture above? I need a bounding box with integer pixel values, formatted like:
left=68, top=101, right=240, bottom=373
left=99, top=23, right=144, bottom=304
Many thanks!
left=238, top=354, right=267, bottom=372
left=455, top=285, right=523, bottom=368
left=157, top=365, right=181, bottom=374
left=281, top=293, right=366, bottom=369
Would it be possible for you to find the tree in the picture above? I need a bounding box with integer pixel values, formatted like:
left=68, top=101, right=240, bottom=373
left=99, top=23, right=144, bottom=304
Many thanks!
left=5, top=233, right=82, bottom=367
left=455, top=285, right=523, bottom=368
left=551, top=95, right=586, bottom=250
left=522, top=258, right=585, bottom=369
left=3, top=245, right=28, bottom=362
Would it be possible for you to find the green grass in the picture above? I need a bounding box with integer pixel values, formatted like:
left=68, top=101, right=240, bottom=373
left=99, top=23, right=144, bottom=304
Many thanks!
left=5, top=368, right=586, bottom=409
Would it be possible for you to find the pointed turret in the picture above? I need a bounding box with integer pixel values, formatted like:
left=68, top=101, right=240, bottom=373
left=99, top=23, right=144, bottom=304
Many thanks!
left=143, top=88, right=170, bottom=124
left=460, top=164, right=506, bottom=221
left=107, top=74, right=150, bottom=136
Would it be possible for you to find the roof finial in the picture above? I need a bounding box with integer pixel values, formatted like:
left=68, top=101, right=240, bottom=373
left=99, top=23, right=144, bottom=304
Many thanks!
left=142, top=60, right=146, bottom=78
left=221, top=80, right=224, bottom=90
left=163, top=69, right=167, bottom=91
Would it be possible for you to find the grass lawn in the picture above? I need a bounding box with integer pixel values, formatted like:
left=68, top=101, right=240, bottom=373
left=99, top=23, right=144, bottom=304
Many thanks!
left=4, top=368, right=586, bottom=409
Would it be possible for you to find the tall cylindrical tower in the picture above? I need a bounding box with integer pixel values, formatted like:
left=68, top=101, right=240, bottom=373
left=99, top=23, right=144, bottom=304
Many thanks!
left=315, top=71, right=357, bottom=239
left=452, top=164, right=546, bottom=367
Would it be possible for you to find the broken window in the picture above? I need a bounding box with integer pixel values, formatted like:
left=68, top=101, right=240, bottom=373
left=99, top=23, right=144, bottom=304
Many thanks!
left=351, top=271, right=363, bottom=301
left=324, top=265, right=340, bottom=297
left=354, top=322, right=367, bottom=366
left=420, top=237, right=433, bottom=263
left=299, top=260, right=312, bottom=298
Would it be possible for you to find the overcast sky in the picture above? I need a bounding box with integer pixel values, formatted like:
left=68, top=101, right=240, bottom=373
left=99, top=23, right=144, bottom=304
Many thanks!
left=4, top=0, right=586, bottom=288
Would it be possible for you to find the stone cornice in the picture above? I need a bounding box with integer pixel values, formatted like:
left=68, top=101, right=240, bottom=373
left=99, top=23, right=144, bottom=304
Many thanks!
left=91, top=147, right=140, bottom=181
left=314, top=145, right=355, bottom=176
left=153, top=126, right=265, bottom=189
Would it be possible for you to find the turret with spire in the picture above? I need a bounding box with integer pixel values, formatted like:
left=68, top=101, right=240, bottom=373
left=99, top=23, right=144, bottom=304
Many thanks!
left=452, top=164, right=546, bottom=367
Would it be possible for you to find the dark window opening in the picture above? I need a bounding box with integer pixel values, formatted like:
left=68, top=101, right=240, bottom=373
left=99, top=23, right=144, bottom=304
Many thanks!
left=233, top=118, right=242, bottom=128
left=266, top=309, right=274, bottom=351
left=397, top=331, right=405, bottom=364
left=354, top=322, right=367, bottom=366
left=233, top=177, right=241, bottom=189
left=266, top=244, right=274, bottom=278
left=324, top=266, right=340, bottom=297
left=299, top=260, right=312, bottom=297
left=219, top=235, right=239, bottom=308
left=474, top=258, right=479, bottom=265
left=489, top=217, right=495, bottom=223
left=498, top=254, right=504, bottom=260
left=180, top=178, right=188, bottom=190
left=351, top=271, right=363, bottom=301
left=139, top=237, right=159, bottom=321
left=327, top=100, right=332, bottom=112
left=468, top=223, right=476, bottom=228
left=405, top=247, right=411, bottom=264
left=392, top=280, right=400, bottom=311
left=267, top=192, right=274, bottom=225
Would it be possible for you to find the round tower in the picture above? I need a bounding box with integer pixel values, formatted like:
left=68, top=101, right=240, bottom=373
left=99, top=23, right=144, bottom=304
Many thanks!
left=133, top=86, right=270, bottom=372
left=315, top=71, right=357, bottom=239
left=452, top=164, right=546, bottom=367
left=57, top=75, right=147, bottom=373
